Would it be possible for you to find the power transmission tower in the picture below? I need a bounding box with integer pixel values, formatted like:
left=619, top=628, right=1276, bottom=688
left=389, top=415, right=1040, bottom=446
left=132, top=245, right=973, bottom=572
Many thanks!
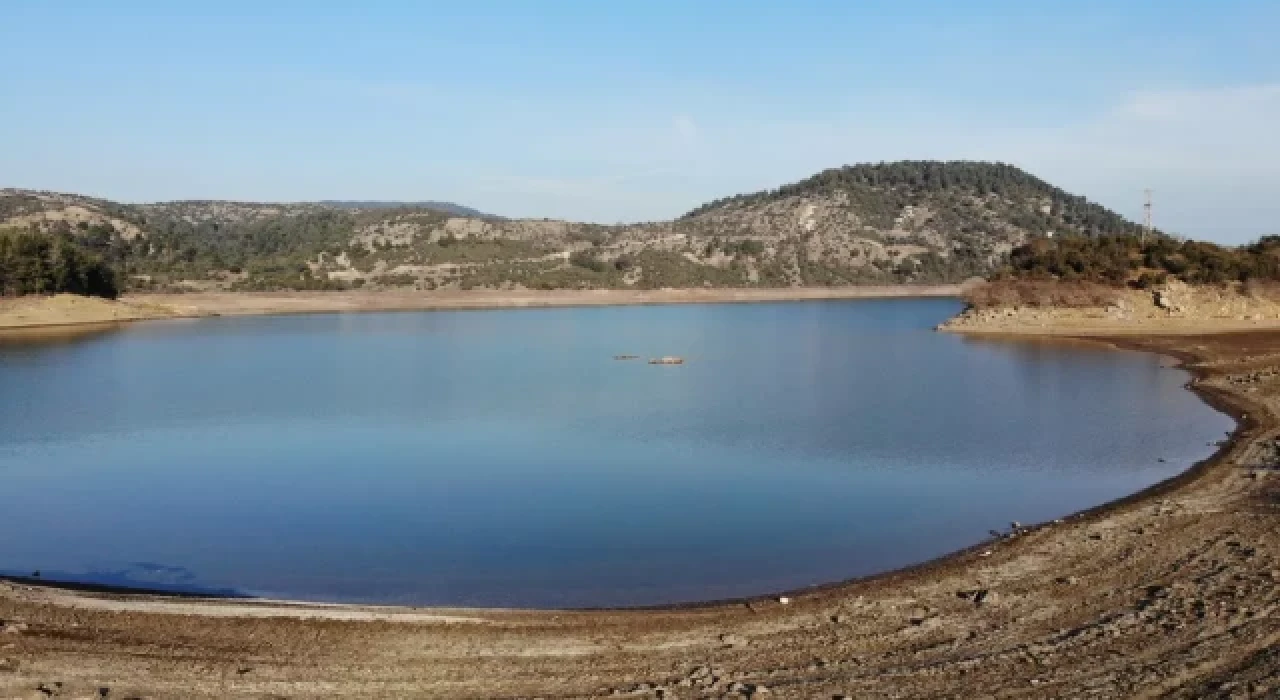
left=1142, top=189, right=1153, bottom=244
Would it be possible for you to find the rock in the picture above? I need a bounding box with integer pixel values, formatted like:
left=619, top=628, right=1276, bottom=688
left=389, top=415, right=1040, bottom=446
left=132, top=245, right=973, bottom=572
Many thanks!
left=1153, top=287, right=1185, bottom=313
left=720, top=633, right=749, bottom=648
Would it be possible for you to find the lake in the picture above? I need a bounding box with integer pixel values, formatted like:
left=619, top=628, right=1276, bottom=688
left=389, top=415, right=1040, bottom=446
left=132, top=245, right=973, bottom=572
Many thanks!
left=0, top=298, right=1233, bottom=607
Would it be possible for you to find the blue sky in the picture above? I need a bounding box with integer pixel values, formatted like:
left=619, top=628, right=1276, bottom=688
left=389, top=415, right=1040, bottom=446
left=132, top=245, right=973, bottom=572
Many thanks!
left=1, top=1, right=1277, bottom=242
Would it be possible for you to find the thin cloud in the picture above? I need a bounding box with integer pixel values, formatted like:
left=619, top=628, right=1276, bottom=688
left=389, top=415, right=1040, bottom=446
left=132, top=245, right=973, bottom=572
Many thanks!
left=673, top=115, right=698, bottom=145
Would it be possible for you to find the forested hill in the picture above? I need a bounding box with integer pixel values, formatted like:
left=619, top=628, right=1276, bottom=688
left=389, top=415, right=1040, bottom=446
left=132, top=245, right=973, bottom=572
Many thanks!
left=0, top=162, right=1149, bottom=294
left=685, top=161, right=1147, bottom=239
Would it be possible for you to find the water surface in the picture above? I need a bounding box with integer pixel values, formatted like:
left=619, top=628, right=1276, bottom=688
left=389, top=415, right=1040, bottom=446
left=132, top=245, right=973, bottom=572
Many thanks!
left=0, top=299, right=1232, bottom=607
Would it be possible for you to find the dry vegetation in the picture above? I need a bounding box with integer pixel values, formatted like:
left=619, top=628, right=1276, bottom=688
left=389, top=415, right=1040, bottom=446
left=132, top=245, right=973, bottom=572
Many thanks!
left=965, top=279, right=1121, bottom=309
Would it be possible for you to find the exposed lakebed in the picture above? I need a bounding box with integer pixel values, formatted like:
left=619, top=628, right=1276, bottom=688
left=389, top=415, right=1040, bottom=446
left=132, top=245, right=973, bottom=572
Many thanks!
left=0, top=299, right=1233, bottom=607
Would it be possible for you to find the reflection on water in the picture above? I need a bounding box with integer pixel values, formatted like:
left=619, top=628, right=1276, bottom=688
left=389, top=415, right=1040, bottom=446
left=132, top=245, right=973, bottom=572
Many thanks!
left=0, top=322, right=126, bottom=347
left=0, top=299, right=1234, bottom=607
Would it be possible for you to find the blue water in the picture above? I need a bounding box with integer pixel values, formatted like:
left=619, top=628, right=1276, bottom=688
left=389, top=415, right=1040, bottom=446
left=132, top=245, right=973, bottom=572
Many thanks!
left=0, top=298, right=1233, bottom=607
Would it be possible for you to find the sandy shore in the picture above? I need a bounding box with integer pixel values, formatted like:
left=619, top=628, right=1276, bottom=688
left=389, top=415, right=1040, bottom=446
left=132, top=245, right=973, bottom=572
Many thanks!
left=939, top=281, right=1280, bottom=336
left=0, top=285, right=966, bottom=333
left=2, top=311, right=1279, bottom=697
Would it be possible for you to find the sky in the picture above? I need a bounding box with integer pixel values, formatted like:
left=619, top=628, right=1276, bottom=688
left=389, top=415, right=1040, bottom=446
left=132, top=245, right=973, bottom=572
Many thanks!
left=1, top=1, right=1277, bottom=243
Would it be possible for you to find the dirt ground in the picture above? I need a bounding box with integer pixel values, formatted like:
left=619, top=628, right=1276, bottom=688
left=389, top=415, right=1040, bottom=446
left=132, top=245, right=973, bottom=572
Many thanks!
left=0, top=286, right=967, bottom=332
left=940, top=281, right=1280, bottom=336
left=0, top=295, right=178, bottom=331
left=2, top=317, right=1280, bottom=698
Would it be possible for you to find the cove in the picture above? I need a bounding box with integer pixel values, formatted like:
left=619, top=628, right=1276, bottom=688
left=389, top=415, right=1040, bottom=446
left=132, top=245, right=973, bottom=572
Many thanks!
left=0, top=298, right=1233, bottom=607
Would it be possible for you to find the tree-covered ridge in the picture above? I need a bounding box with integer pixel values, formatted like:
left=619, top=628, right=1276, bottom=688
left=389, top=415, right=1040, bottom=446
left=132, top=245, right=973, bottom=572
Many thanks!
left=321, top=200, right=493, bottom=218
left=0, top=229, right=120, bottom=298
left=684, top=161, right=1147, bottom=239
left=0, top=163, right=1152, bottom=293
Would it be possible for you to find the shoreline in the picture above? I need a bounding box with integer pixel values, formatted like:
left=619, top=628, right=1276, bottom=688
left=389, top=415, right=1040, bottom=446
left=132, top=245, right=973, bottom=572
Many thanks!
left=0, top=330, right=1245, bottom=618
left=3, top=319, right=1279, bottom=697
left=0, top=346, right=1240, bottom=614
left=0, top=285, right=966, bottom=333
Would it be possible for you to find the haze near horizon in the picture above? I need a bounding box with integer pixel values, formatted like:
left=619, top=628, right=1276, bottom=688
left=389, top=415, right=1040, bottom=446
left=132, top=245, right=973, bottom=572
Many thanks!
left=2, top=0, right=1276, bottom=243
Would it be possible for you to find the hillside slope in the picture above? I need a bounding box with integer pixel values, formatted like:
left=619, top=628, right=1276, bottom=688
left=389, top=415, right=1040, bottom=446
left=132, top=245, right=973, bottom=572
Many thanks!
left=1, top=162, right=1145, bottom=293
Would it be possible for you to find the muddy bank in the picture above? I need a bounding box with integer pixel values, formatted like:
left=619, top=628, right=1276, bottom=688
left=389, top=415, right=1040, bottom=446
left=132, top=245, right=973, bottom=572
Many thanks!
left=0, top=285, right=967, bottom=333
left=0, top=294, right=178, bottom=332
left=1, top=329, right=1278, bottom=698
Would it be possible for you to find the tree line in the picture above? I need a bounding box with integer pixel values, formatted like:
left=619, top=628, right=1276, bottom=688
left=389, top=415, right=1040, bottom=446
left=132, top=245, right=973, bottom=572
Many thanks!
left=999, top=233, right=1280, bottom=287
left=0, top=229, right=120, bottom=298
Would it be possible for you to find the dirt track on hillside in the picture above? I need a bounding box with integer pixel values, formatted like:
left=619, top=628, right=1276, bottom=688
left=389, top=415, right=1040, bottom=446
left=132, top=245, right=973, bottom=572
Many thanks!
left=2, top=332, right=1279, bottom=698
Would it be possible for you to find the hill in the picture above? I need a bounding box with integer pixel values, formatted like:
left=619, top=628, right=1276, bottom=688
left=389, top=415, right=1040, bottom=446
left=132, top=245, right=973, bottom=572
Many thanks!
left=320, top=200, right=492, bottom=218
left=0, top=163, right=1148, bottom=293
